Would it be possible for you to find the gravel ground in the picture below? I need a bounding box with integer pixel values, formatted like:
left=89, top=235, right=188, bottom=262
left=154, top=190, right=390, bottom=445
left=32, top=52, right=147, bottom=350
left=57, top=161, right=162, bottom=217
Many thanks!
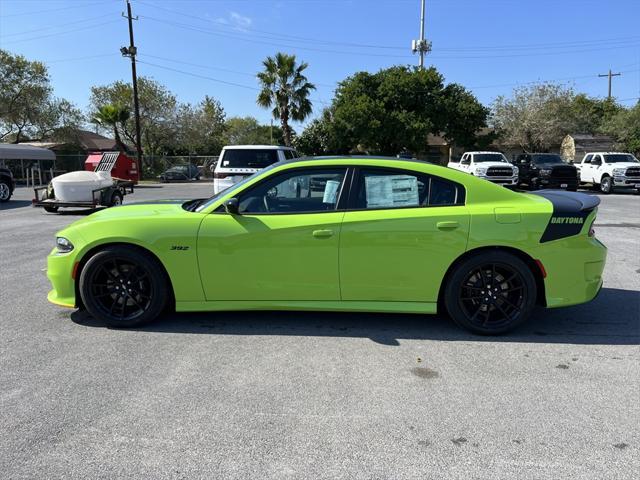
left=1, top=183, right=639, bottom=480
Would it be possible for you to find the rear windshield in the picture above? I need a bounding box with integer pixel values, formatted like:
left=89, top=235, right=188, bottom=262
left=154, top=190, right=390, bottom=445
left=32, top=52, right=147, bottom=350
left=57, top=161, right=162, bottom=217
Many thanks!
left=531, top=154, right=564, bottom=164
left=474, top=153, right=508, bottom=163
left=221, top=149, right=279, bottom=168
left=603, top=154, right=639, bottom=163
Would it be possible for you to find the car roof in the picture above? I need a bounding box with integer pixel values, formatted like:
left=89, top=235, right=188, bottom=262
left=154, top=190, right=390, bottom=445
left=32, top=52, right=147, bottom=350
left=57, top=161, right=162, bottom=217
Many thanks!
left=465, top=151, right=505, bottom=155
left=586, top=152, right=633, bottom=155
left=222, top=145, right=295, bottom=150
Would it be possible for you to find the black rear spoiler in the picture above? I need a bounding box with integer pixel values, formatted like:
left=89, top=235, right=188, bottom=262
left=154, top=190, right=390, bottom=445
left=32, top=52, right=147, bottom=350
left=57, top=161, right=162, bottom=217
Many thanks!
left=530, top=190, right=600, bottom=243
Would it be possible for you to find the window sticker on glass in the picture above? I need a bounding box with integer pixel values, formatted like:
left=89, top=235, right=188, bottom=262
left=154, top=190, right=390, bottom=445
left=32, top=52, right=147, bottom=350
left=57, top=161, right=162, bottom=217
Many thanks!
left=365, top=175, right=419, bottom=208
left=323, top=180, right=340, bottom=204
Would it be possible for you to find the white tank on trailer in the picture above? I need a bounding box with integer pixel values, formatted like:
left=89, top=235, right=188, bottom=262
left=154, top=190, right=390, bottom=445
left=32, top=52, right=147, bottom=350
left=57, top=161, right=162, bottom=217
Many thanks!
left=51, top=170, right=113, bottom=202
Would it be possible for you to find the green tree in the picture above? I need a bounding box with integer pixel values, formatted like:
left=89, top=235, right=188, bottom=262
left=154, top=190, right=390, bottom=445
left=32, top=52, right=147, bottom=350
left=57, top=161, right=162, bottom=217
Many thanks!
left=225, top=116, right=285, bottom=145
left=601, top=102, right=640, bottom=154
left=90, top=77, right=178, bottom=155
left=91, top=104, right=130, bottom=152
left=0, top=49, right=81, bottom=142
left=176, top=96, right=226, bottom=155
left=257, top=52, right=315, bottom=146
left=304, top=66, right=487, bottom=156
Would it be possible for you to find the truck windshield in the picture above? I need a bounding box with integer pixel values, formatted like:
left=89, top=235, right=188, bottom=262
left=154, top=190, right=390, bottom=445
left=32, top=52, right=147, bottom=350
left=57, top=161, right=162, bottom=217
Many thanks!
left=532, top=154, right=564, bottom=164
left=603, top=154, right=639, bottom=163
left=474, top=153, right=508, bottom=163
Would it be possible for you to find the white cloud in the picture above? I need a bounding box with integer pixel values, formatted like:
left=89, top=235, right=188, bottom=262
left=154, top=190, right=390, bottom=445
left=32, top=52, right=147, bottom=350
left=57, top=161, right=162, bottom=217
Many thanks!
left=229, top=11, right=252, bottom=29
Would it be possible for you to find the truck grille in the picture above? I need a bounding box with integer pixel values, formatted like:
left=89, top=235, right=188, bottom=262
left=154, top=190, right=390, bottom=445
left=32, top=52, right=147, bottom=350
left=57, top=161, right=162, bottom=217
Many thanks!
left=551, top=165, right=578, bottom=179
left=486, top=167, right=514, bottom=177
left=626, top=167, right=640, bottom=178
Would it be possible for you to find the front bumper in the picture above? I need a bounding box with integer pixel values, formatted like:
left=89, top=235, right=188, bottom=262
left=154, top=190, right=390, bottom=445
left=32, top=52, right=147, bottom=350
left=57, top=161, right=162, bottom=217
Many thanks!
left=613, top=175, right=640, bottom=188
left=535, top=177, right=579, bottom=189
left=46, top=247, right=79, bottom=308
left=478, top=175, right=518, bottom=185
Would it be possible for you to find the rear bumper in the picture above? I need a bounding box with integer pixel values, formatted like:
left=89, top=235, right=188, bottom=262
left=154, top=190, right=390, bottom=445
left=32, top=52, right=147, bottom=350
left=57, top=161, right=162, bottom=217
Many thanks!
left=539, top=237, right=607, bottom=308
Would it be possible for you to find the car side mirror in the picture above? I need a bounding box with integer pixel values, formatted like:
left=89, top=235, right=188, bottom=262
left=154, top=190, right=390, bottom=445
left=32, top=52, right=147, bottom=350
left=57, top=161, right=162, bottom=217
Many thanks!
left=224, top=198, right=240, bottom=215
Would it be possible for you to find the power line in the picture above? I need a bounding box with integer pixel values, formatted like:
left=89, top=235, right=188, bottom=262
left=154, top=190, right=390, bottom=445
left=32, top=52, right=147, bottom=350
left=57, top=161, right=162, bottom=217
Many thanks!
left=136, top=59, right=331, bottom=106
left=139, top=53, right=338, bottom=88
left=0, top=19, right=121, bottom=45
left=0, top=14, right=116, bottom=38
left=0, top=0, right=110, bottom=18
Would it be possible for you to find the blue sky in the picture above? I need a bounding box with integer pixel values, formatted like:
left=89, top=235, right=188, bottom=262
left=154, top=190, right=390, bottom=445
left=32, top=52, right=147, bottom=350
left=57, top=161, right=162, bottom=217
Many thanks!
left=1, top=0, right=639, bottom=129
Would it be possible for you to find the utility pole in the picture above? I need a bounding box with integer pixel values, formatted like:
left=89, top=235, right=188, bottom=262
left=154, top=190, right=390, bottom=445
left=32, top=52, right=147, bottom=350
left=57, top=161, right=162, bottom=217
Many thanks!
left=270, top=119, right=274, bottom=145
left=411, top=0, right=431, bottom=69
left=121, top=0, right=143, bottom=178
left=598, top=69, right=622, bottom=100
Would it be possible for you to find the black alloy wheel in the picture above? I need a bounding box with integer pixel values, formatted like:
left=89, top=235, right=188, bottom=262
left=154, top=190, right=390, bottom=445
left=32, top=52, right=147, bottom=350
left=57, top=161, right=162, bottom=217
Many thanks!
left=79, top=246, right=168, bottom=327
left=445, top=251, right=537, bottom=335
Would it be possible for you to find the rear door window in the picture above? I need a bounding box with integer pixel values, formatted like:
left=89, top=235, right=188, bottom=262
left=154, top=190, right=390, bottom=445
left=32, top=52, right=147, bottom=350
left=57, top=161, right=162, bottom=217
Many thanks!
left=583, top=154, right=593, bottom=164
left=283, top=150, right=296, bottom=160
left=351, top=168, right=464, bottom=210
left=221, top=149, right=279, bottom=168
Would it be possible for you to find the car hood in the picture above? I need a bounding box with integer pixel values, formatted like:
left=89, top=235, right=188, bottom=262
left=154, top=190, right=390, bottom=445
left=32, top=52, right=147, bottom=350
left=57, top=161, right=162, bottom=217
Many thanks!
left=534, top=162, right=575, bottom=168
left=475, top=162, right=514, bottom=168
left=605, top=162, right=640, bottom=169
left=66, top=200, right=194, bottom=228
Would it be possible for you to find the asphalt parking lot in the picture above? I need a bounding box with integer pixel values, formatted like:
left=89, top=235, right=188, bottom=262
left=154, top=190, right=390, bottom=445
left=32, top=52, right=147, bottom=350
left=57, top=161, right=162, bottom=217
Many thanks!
left=1, top=183, right=639, bottom=479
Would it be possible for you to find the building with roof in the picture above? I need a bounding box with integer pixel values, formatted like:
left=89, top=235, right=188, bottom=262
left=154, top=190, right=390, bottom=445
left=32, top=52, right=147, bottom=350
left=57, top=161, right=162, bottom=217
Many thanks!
left=560, top=134, right=616, bottom=163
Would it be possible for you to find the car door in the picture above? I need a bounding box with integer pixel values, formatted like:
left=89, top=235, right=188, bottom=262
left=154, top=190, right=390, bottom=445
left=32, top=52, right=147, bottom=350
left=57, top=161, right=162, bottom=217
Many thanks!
left=589, top=154, right=603, bottom=182
left=339, top=167, right=470, bottom=303
left=580, top=154, right=593, bottom=182
left=197, top=166, right=349, bottom=301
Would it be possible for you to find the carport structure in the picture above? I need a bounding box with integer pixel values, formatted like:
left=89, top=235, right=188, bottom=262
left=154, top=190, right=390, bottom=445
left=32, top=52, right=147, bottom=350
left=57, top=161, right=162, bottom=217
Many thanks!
left=0, top=144, right=56, bottom=184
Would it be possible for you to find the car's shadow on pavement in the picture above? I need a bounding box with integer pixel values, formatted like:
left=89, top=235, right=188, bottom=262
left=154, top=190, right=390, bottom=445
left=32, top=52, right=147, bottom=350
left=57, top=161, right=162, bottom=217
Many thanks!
left=70, top=287, right=639, bottom=346
left=0, top=200, right=32, bottom=210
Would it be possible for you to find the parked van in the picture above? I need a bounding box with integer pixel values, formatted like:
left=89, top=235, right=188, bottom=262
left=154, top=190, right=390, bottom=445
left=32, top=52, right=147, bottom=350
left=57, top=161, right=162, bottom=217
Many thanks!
left=212, top=145, right=299, bottom=194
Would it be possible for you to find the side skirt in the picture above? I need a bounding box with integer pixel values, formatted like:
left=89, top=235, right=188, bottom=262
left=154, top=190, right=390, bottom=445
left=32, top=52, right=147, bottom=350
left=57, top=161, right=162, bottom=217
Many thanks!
left=176, top=300, right=438, bottom=315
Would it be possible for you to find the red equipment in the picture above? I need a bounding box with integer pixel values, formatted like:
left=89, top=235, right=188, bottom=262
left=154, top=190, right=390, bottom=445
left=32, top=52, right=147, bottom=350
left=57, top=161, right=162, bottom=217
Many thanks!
left=84, top=151, right=139, bottom=184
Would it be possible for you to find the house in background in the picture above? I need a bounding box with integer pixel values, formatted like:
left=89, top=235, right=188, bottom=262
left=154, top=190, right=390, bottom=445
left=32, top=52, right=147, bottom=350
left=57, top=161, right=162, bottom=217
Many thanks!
left=18, top=129, right=133, bottom=172
left=560, top=133, right=616, bottom=163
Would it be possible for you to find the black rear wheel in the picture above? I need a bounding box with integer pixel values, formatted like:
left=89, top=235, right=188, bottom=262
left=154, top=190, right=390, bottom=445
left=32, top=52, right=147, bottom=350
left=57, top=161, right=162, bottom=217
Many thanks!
left=44, top=205, right=59, bottom=213
left=0, top=179, right=11, bottom=202
left=444, top=251, right=537, bottom=334
left=79, top=246, right=168, bottom=327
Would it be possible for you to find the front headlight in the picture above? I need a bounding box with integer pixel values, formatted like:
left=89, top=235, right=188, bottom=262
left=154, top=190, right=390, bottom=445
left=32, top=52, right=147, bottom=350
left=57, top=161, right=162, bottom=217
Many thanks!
left=56, top=237, right=74, bottom=253
left=612, top=168, right=626, bottom=175
left=512, top=166, right=519, bottom=175
left=540, top=169, right=552, bottom=176
left=475, top=167, right=487, bottom=175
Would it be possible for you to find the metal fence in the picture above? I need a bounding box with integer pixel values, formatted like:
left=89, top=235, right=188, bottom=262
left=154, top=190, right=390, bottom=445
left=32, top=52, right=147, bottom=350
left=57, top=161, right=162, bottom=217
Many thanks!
left=0, top=154, right=220, bottom=186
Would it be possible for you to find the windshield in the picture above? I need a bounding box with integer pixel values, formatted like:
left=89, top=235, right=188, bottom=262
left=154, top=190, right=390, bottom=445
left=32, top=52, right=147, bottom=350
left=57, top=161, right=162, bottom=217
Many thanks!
left=532, top=154, right=565, bottom=164
left=194, top=162, right=282, bottom=212
left=603, top=154, right=639, bottom=163
left=474, top=153, right=508, bottom=163
left=220, top=149, right=279, bottom=168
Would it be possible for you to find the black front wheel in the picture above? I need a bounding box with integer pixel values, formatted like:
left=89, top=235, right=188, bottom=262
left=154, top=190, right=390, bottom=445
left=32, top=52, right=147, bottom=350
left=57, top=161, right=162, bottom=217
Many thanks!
left=0, top=180, right=11, bottom=202
left=79, top=246, right=168, bottom=327
left=444, top=251, right=537, bottom=335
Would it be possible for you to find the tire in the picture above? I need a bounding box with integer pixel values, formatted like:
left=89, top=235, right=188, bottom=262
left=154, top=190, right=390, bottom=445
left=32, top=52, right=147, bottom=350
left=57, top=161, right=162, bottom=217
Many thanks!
left=444, top=251, right=537, bottom=335
left=0, top=179, right=11, bottom=202
left=599, top=176, right=612, bottom=194
left=44, top=205, right=59, bottom=213
left=110, top=191, right=123, bottom=206
left=79, top=245, right=168, bottom=328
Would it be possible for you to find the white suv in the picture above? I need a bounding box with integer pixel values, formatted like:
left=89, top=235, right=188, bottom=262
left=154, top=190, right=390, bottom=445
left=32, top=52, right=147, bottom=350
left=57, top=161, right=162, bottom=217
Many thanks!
left=578, top=152, right=640, bottom=194
left=212, top=145, right=299, bottom=194
left=448, top=151, right=518, bottom=186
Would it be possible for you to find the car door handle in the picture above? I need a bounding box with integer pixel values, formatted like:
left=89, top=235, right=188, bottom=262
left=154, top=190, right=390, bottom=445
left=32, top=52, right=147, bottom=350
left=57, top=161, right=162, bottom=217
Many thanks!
left=312, top=229, right=334, bottom=238
left=436, top=221, right=460, bottom=230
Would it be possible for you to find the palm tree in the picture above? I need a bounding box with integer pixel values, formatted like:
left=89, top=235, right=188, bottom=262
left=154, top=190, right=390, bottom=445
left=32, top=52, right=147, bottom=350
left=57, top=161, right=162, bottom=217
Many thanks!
left=92, top=104, right=130, bottom=152
left=257, top=53, right=316, bottom=146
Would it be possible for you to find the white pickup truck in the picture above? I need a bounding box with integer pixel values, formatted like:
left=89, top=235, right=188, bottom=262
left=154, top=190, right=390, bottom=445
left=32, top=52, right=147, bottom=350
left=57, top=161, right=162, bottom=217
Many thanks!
left=448, top=151, right=518, bottom=186
left=578, top=152, right=640, bottom=194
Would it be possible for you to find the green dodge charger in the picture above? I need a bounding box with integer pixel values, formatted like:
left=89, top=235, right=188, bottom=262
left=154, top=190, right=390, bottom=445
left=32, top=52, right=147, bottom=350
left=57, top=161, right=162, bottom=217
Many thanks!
left=47, top=157, right=606, bottom=334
